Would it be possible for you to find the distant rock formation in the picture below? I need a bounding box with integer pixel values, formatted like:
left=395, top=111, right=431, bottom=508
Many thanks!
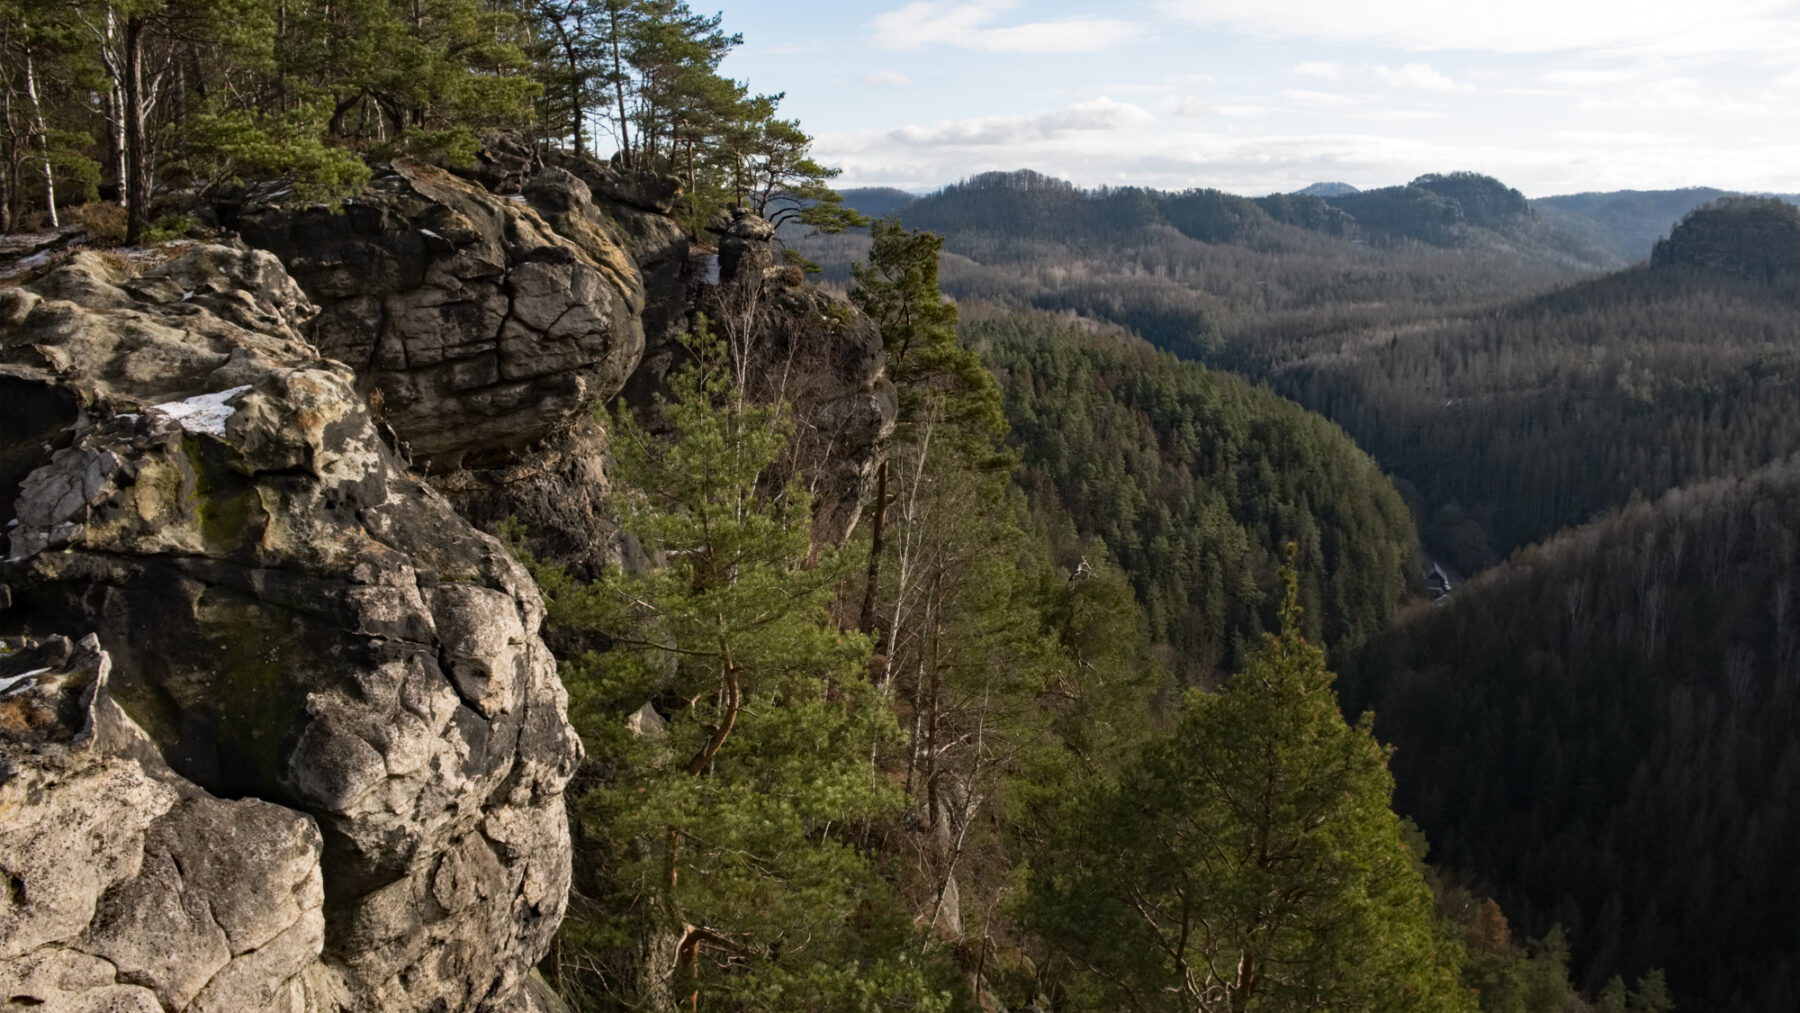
left=1651, top=196, right=1800, bottom=283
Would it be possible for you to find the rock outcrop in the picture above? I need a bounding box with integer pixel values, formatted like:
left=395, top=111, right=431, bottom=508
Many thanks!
left=1, top=246, right=580, bottom=1012
left=234, top=160, right=644, bottom=471
left=2, top=633, right=337, bottom=1012
left=702, top=223, right=895, bottom=547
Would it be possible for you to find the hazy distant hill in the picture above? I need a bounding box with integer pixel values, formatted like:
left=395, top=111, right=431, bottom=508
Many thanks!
left=1293, top=181, right=1359, bottom=197
left=1532, top=187, right=1800, bottom=264
left=837, top=186, right=918, bottom=220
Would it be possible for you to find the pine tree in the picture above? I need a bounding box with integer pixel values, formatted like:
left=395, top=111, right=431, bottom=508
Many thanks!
left=533, top=327, right=949, bottom=1012
left=1028, top=556, right=1473, bottom=1012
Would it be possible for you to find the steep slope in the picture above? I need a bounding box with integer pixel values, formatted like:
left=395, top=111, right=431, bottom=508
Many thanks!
left=1533, top=187, right=1800, bottom=264
left=1271, top=203, right=1800, bottom=572
left=974, top=311, right=1418, bottom=679
left=1344, top=457, right=1800, bottom=1013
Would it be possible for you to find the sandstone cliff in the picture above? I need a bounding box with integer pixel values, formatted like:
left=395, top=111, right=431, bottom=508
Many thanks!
left=2, top=142, right=894, bottom=1012
left=2, top=246, right=580, bottom=1012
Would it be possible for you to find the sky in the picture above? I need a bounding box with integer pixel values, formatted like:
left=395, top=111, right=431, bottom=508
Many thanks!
left=706, top=0, right=1800, bottom=197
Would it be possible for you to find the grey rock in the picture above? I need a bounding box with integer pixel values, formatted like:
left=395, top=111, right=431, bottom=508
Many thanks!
left=0, top=634, right=332, bottom=1013
left=1, top=248, right=580, bottom=1012
left=235, top=160, right=645, bottom=470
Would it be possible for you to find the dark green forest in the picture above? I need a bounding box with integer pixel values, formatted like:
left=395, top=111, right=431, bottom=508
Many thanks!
left=1344, top=456, right=1800, bottom=1013
left=972, top=310, right=1417, bottom=679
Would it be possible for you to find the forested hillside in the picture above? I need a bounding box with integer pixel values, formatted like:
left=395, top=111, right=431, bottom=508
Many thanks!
left=972, top=310, right=1418, bottom=678
left=794, top=168, right=1609, bottom=370
left=13, top=1, right=1792, bottom=1010
left=1273, top=227, right=1800, bottom=571
left=1344, top=455, right=1800, bottom=1013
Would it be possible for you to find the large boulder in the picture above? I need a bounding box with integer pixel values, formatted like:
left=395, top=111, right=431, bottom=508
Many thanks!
left=536, top=152, right=692, bottom=414
left=234, top=160, right=646, bottom=470
left=1, top=246, right=581, bottom=1012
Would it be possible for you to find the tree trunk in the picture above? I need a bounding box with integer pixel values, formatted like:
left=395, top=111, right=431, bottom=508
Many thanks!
left=102, top=7, right=128, bottom=209
left=2, top=59, right=18, bottom=232
left=22, top=43, right=57, bottom=228
left=607, top=6, right=631, bottom=166
left=123, top=15, right=149, bottom=244
left=857, top=459, right=891, bottom=642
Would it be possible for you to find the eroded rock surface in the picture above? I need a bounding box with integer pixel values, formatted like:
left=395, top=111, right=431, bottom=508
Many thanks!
left=1, top=247, right=580, bottom=1012
left=234, top=161, right=645, bottom=470
left=0, top=634, right=338, bottom=1013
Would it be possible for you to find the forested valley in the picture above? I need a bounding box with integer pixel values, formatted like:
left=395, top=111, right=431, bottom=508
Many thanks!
left=787, top=167, right=1800, bottom=1012
left=4, top=1, right=1798, bottom=1011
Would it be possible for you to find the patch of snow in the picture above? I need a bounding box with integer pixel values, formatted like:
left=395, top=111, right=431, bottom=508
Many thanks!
left=506, top=194, right=527, bottom=203
left=0, top=248, right=59, bottom=280
left=150, top=385, right=253, bottom=437
left=0, top=667, right=51, bottom=696
left=114, top=413, right=140, bottom=424
left=419, top=228, right=443, bottom=240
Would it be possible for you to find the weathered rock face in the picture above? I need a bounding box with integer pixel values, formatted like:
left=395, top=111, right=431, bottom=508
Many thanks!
left=1, top=634, right=339, bottom=1013
left=537, top=151, right=691, bottom=413
left=234, top=160, right=645, bottom=470
left=1, top=247, right=580, bottom=1012
left=702, top=216, right=897, bottom=548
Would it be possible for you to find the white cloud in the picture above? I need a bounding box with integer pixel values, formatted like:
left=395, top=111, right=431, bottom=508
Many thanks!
left=1780, top=67, right=1800, bottom=87
left=861, top=70, right=913, bottom=87
left=1292, top=61, right=1348, bottom=79
left=1355, top=108, right=1447, bottom=121
left=1541, top=68, right=1639, bottom=86
left=1158, top=0, right=1800, bottom=56
left=1281, top=89, right=1362, bottom=108
left=1216, top=104, right=1277, bottom=119
left=1550, top=130, right=1689, bottom=145
left=871, top=1, right=1140, bottom=53
left=1374, top=62, right=1466, bottom=92
left=886, top=97, right=1153, bottom=146
left=1166, top=96, right=1217, bottom=117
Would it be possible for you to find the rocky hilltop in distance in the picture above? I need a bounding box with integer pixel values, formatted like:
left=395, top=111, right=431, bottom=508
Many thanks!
left=1651, top=196, right=1800, bottom=284
left=0, top=139, right=894, bottom=1012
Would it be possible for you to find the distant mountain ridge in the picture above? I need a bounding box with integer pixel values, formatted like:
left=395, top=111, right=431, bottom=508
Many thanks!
left=840, top=168, right=1602, bottom=264
left=1293, top=181, right=1359, bottom=197
left=1533, top=187, right=1800, bottom=264
left=840, top=177, right=1800, bottom=268
left=837, top=186, right=919, bottom=221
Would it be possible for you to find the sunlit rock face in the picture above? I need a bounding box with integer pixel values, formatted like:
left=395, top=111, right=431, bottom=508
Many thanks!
left=1, top=633, right=336, bottom=1013
left=1, top=246, right=580, bottom=1013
